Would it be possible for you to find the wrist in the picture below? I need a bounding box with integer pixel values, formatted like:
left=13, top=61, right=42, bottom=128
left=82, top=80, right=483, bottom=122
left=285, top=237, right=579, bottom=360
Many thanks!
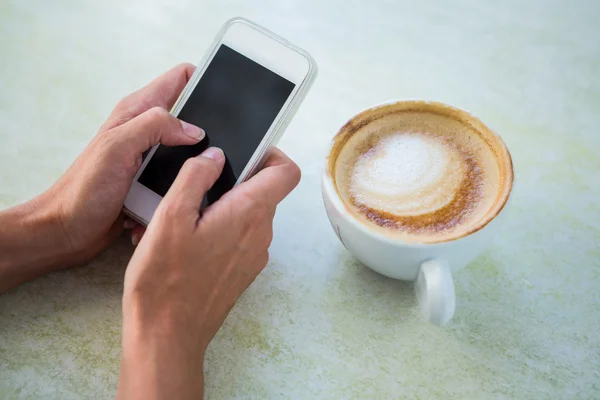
left=119, top=296, right=206, bottom=399
left=0, top=195, right=74, bottom=291
left=122, top=293, right=210, bottom=357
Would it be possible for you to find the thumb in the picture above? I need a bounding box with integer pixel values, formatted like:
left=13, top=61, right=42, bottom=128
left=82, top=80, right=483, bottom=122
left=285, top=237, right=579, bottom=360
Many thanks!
left=159, top=147, right=226, bottom=217
left=113, top=106, right=204, bottom=155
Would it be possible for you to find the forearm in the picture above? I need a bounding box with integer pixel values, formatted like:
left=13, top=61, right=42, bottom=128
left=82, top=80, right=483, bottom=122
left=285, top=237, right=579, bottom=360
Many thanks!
left=0, top=196, right=72, bottom=292
left=117, top=298, right=206, bottom=400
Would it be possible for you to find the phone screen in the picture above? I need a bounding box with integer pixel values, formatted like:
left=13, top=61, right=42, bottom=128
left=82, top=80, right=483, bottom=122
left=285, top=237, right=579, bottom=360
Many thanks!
left=138, top=44, right=296, bottom=204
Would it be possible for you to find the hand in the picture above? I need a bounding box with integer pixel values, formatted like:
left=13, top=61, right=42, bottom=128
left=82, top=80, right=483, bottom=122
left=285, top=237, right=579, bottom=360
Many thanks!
left=117, top=147, right=300, bottom=399
left=48, top=64, right=204, bottom=264
left=0, top=64, right=203, bottom=291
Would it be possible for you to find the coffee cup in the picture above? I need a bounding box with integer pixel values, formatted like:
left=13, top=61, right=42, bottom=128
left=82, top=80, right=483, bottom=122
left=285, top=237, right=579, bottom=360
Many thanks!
left=321, top=100, right=513, bottom=325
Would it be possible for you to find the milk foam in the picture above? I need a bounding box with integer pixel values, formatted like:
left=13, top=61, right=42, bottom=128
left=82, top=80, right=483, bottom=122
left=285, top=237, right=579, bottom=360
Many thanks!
left=330, top=102, right=513, bottom=243
left=350, top=132, right=464, bottom=217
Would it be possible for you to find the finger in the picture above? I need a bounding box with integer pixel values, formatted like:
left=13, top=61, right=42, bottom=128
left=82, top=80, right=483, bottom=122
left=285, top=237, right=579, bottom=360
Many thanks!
left=102, top=63, right=195, bottom=131
left=123, top=218, right=138, bottom=230
left=160, top=147, right=226, bottom=216
left=113, top=106, right=205, bottom=155
left=238, top=148, right=301, bottom=207
left=130, top=225, right=146, bottom=246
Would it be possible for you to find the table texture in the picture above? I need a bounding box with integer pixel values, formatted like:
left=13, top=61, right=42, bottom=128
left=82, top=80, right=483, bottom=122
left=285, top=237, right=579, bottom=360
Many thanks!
left=1, top=0, right=599, bottom=398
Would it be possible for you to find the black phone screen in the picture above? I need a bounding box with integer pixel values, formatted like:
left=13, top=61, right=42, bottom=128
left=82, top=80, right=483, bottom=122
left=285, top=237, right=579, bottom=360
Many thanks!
left=138, top=44, right=296, bottom=204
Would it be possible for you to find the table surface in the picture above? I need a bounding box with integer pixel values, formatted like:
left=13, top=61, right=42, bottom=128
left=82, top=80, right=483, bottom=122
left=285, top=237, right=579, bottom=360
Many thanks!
left=1, top=0, right=599, bottom=398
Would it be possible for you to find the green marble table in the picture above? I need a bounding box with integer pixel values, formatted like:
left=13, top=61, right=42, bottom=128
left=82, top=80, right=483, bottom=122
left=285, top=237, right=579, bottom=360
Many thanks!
left=1, top=0, right=599, bottom=398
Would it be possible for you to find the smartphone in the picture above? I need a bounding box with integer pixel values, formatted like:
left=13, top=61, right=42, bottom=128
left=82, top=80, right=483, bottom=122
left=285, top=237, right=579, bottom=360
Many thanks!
left=123, top=18, right=317, bottom=225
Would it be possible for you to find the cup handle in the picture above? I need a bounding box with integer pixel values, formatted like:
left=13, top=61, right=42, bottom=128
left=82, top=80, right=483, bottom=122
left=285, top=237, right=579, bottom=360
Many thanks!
left=414, top=259, right=456, bottom=326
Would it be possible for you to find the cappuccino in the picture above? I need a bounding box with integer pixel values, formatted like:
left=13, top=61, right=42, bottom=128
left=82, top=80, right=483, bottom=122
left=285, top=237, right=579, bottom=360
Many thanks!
left=329, top=101, right=513, bottom=243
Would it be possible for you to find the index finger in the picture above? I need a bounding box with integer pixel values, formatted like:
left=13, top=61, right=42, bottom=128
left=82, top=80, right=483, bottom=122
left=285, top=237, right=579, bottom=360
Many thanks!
left=239, top=148, right=301, bottom=208
left=101, top=63, right=196, bottom=131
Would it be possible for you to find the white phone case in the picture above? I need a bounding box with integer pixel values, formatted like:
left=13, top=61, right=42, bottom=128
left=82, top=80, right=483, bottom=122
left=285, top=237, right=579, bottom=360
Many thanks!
left=123, top=17, right=317, bottom=225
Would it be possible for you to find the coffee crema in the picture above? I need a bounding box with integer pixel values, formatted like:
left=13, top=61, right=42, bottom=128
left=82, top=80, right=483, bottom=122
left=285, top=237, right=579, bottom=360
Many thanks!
left=328, top=101, right=513, bottom=244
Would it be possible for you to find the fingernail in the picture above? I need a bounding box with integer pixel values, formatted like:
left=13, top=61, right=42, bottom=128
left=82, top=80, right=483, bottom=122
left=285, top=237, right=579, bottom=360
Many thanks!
left=180, top=121, right=205, bottom=140
left=124, top=219, right=136, bottom=229
left=131, top=233, right=140, bottom=246
left=200, top=147, right=224, bottom=161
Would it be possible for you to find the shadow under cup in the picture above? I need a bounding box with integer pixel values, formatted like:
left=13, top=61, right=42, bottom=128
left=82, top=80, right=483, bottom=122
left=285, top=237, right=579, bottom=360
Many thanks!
left=322, top=100, right=514, bottom=325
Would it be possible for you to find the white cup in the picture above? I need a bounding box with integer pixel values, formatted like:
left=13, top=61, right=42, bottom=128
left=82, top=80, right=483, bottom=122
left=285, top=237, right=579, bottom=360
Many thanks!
left=321, top=101, right=513, bottom=325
